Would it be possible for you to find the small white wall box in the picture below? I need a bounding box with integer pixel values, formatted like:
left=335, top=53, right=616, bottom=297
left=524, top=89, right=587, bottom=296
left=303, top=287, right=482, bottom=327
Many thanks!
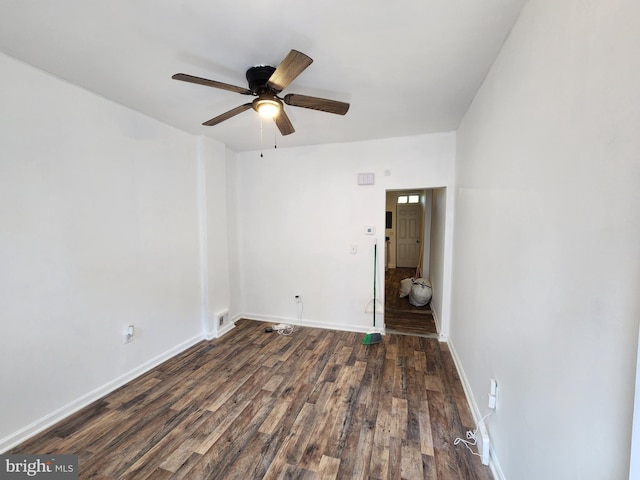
left=357, top=172, right=375, bottom=185
left=364, top=226, right=375, bottom=235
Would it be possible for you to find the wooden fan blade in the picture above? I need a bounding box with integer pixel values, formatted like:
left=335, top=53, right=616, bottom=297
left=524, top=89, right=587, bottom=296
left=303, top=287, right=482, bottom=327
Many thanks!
left=267, top=50, right=313, bottom=92
left=284, top=93, right=350, bottom=115
left=273, top=109, right=295, bottom=136
left=172, top=73, right=253, bottom=95
left=202, top=103, right=253, bottom=126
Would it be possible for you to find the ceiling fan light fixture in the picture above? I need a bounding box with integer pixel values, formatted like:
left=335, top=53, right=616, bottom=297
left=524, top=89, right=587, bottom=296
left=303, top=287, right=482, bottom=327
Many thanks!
left=254, top=97, right=282, bottom=118
left=173, top=49, right=350, bottom=135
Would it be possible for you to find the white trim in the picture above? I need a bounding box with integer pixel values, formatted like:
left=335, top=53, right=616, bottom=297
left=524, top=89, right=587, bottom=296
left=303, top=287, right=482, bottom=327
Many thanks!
left=197, top=138, right=210, bottom=341
left=447, top=339, right=504, bottom=480
left=0, top=334, right=203, bottom=453
left=236, top=312, right=379, bottom=334
left=631, top=325, right=640, bottom=478
left=204, top=319, right=235, bottom=340
left=216, top=321, right=235, bottom=337
left=430, top=302, right=449, bottom=342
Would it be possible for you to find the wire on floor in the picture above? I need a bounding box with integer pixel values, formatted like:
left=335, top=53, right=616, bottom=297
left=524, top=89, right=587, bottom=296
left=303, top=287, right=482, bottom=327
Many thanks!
left=277, top=297, right=304, bottom=336
left=277, top=325, right=294, bottom=336
left=453, top=410, right=493, bottom=457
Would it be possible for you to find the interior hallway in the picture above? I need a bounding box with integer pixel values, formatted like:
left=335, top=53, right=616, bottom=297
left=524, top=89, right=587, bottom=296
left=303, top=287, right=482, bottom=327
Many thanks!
left=385, top=267, right=438, bottom=336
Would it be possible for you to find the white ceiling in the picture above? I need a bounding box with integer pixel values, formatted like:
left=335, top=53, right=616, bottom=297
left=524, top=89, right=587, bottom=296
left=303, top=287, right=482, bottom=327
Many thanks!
left=0, top=0, right=526, bottom=152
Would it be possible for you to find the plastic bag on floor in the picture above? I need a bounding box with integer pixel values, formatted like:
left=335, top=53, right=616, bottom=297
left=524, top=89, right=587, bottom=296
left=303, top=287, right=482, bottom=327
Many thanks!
left=399, top=277, right=414, bottom=298
left=409, top=278, right=432, bottom=307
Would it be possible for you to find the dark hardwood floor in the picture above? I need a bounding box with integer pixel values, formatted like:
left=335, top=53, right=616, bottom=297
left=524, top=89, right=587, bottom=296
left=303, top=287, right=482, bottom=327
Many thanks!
left=11, top=319, right=491, bottom=479
left=385, top=267, right=438, bottom=336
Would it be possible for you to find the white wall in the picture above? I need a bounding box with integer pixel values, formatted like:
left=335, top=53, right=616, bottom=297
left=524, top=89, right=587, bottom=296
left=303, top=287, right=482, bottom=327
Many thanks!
left=0, top=53, right=228, bottom=450
left=422, top=189, right=432, bottom=279
left=451, top=0, right=640, bottom=478
left=226, top=147, right=242, bottom=319
left=199, top=137, right=233, bottom=338
left=231, top=134, right=455, bottom=332
left=429, top=187, right=447, bottom=334
left=384, top=191, right=397, bottom=269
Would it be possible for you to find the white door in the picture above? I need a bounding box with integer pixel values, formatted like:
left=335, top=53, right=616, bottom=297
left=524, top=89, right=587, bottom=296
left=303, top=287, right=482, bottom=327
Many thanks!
left=396, top=204, right=422, bottom=267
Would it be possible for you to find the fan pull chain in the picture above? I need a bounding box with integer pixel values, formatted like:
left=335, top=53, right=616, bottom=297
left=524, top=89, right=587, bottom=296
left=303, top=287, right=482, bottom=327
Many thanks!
left=274, top=126, right=277, bottom=150
left=260, top=118, right=264, bottom=158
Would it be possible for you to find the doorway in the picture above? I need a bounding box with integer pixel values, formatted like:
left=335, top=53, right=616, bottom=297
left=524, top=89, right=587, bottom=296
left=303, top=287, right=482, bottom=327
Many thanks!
left=384, top=189, right=440, bottom=336
left=396, top=202, right=422, bottom=267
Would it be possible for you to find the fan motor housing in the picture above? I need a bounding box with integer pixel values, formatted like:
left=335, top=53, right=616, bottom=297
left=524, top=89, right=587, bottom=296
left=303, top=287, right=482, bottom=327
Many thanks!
left=246, top=65, right=276, bottom=93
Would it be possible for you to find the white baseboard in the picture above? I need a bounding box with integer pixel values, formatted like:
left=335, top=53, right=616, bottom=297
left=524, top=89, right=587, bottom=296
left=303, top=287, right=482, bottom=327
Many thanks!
left=429, top=302, right=448, bottom=342
left=203, top=319, right=236, bottom=340
left=217, top=321, right=235, bottom=337
left=0, top=333, right=204, bottom=453
left=447, top=339, right=504, bottom=480
left=237, top=312, right=376, bottom=334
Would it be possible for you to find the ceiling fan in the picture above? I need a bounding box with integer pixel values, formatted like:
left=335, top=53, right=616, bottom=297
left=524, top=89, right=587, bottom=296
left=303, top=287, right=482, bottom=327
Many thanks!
left=172, top=49, right=350, bottom=136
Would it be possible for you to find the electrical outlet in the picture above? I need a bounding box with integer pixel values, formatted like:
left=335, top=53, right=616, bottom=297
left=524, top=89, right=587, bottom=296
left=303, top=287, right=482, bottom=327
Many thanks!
left=123, top=325, right=134, bottom=344
left=488, top=378, right=497, bottom=410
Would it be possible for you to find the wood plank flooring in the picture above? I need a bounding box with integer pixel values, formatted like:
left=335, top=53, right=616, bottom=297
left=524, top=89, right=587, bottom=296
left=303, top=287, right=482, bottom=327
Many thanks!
left=385, top=267, right=437, bottom=336
left=11, top=320, right=492, bottom=480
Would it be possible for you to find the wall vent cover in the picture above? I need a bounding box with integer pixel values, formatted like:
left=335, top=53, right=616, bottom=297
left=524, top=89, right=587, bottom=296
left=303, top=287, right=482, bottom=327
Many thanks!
left=357, top=172, right=375, bottom=185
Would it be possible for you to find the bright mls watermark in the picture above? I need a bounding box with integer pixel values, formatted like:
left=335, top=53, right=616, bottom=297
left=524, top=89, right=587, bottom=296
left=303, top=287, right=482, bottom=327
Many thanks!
left=0, top=455, right=77, bottom=479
